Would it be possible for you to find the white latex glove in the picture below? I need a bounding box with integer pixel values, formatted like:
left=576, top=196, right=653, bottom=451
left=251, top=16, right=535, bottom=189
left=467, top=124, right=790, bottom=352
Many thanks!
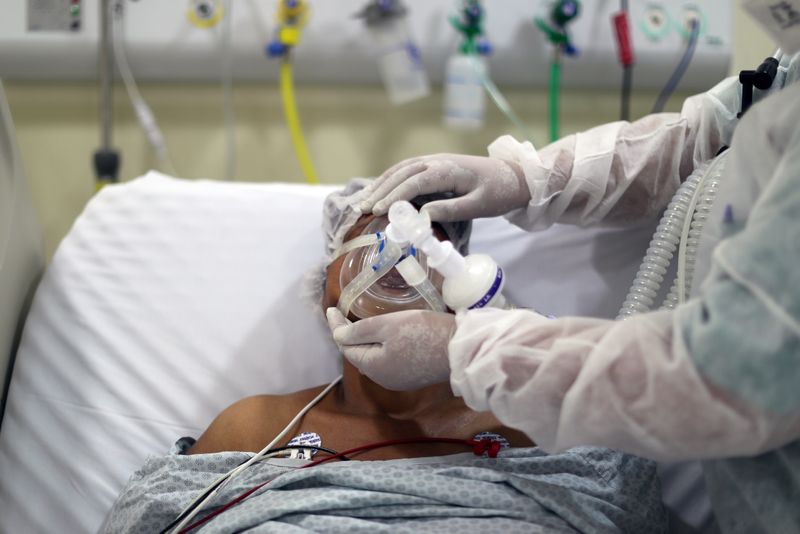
left=326, top=307, right=456, bottom=391
left=359, top=154, right=531, bottom=222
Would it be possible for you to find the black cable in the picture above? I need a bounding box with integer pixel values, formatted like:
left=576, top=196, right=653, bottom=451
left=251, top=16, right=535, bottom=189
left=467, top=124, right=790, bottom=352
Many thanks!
left=253, top=444, right=346, bottom=461
left=180, top=436, right=503, bottom=533
left=158, top=445, right=346, bottom=534
left=652, top=19, right=700, bottom=113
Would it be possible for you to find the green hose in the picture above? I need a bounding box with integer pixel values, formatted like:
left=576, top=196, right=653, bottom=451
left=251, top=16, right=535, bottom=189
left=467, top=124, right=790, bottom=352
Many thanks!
left=548, top=58, right=561, bottom=142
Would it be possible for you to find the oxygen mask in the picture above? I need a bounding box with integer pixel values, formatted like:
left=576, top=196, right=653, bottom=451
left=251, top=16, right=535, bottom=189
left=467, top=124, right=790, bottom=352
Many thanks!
left=336, top=216, right=446, bottom=320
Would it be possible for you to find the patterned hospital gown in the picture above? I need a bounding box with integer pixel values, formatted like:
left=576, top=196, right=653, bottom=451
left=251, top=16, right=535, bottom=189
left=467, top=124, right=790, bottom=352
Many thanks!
left=102, top=438, right=666, bottom=533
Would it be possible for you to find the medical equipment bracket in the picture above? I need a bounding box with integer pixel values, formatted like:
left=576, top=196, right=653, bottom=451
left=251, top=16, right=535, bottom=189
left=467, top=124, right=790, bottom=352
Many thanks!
left=0, top=0, right=732, bottom=90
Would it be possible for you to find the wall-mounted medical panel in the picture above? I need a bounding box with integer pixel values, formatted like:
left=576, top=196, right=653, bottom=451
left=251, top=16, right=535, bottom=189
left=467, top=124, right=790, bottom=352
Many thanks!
left=0, top=0, right=733, bottom=89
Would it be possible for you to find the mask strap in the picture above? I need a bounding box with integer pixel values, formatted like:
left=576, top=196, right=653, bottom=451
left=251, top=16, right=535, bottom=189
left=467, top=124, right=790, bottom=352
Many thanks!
left=395, top=256, right=447, bottom=313
left=332, top=232, right=383, bottom=261
left=337, top=239, right=403, bottom=319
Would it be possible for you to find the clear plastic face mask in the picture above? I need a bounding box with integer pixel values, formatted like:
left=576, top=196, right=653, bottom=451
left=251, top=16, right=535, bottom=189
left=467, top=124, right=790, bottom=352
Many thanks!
left=336, top=217, right=444, bottom=319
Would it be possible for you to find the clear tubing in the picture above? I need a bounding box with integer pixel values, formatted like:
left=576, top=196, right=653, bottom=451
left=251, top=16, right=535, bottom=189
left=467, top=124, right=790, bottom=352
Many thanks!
left=99, top=0, right=113, bottom=150
left=395, top=256, right=447, bottom=313
left=617, top=161, right=710, bottom=318
left=337, top=240, right=403, bottom=318
left=659, top=152, right=728, bottom=308
left=334, top=233, right=383, bottom=260
left=469, top=55, right=535, bottom=143
left=111, top=1, right=177, bottom=175
left=673, top=151, right=729, bottom=304
left=413, top=277, right=447, bottom=312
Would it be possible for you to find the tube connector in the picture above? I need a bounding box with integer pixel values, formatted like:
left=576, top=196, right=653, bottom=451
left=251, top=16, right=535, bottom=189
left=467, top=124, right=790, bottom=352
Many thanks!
left=388, top=201, right=467, bottom=278
left=387, top=199, right=508, bottom=311
left=386, top=201, right=432, bottom=246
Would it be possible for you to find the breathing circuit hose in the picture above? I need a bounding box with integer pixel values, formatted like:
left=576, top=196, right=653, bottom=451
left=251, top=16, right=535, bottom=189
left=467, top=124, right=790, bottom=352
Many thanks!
left=395, top=256, right=448, bottom=313
left=664, top=151, right=728, bottom=307
left=617, top=160, right=707, bottom=317
left=280, top=59, right=319, bottom=184
left=617, top=151, right=730, bottom=317
left=617, top=168, right=704, bottom=317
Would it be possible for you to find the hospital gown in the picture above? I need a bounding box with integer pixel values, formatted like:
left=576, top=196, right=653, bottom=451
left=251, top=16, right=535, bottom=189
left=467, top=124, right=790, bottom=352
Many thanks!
left=101, top=444, right=666, bottom=533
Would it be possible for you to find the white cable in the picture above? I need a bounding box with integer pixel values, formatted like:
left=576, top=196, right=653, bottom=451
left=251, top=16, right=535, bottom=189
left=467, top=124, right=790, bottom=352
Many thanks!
left=111, top=0, right=177, bottom=175
left=166, top=448, right=289, bottom=532
left=220, top=0, right=236, bottom=181
left=167, top=374, right=343, bottom=533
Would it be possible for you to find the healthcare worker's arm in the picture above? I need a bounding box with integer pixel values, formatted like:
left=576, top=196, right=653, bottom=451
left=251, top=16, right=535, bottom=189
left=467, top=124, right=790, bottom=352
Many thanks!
left=362, top=77, right=740, bottom=229
left=449, top=86, right=800, bottom=462
left=500, top=79, right=736, bottom=230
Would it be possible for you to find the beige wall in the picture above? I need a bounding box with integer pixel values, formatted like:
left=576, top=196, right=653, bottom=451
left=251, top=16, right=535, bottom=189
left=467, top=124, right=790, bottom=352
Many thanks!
left=5, top=3, right=778, bottom=258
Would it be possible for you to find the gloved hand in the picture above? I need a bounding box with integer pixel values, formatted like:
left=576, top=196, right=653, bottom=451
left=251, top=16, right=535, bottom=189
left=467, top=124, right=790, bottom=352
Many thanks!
left=326, top=307, right=456, bottom=391
left=359, top=154, right=531, bottom=222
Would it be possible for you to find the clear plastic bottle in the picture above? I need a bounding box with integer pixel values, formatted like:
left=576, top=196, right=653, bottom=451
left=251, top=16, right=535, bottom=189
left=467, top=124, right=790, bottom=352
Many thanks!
left=369, top=17, right=430, bottom=105
left=443, top=53, right=487, bottom=130
left=440, top=253, right=507, bottom=310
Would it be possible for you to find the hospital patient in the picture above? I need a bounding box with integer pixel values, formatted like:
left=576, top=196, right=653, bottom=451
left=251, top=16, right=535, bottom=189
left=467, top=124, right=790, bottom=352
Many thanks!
left=101, top=180, right=667, bottom=533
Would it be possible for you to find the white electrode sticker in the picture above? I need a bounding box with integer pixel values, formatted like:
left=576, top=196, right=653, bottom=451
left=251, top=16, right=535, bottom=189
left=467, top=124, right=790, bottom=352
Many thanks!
left=742, top=0, right=800, bottom=53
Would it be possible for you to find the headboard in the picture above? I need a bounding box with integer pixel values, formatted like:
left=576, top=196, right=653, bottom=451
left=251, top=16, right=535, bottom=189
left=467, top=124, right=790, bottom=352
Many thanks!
left=0, top=80, right=44, bottom=427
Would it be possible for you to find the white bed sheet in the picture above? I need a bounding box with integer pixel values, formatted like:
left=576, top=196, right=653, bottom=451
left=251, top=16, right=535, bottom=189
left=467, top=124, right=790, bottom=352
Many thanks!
left=0, top=172, right=705, bottom=532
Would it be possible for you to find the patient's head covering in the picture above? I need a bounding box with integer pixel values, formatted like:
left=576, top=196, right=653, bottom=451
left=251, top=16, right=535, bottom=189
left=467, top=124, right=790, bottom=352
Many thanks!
left=304, top=178, right=472, bottom=309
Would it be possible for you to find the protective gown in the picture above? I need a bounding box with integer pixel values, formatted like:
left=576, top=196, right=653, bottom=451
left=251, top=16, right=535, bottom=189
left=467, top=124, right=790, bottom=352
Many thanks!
left=449, top=54, right=800, bottom=533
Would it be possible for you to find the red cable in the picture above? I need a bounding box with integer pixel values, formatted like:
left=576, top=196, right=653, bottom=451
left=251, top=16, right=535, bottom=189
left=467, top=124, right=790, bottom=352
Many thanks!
left=178, top=437, right=502, bottom=533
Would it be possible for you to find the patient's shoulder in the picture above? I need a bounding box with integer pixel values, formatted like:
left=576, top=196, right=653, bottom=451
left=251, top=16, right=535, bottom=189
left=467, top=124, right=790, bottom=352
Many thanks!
left=187, top=385, right=328, bottom=454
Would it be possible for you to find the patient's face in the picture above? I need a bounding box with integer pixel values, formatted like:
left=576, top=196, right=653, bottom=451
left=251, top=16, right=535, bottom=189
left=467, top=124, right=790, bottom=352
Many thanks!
left=323, top=214, right=448, bottom=321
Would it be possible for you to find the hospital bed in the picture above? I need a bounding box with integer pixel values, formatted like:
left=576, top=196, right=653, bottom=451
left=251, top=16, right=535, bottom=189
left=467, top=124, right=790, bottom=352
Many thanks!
left=0, top=86, right=712, bottom=533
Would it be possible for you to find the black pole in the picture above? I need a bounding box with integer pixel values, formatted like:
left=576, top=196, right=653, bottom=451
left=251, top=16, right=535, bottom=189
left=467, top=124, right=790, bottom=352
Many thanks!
left=93, top=0, right=120, bottom=188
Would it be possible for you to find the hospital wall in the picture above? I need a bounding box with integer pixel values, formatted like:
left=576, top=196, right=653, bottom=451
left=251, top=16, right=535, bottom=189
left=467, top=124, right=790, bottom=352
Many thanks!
left=5, top=5, right=775, bottom=259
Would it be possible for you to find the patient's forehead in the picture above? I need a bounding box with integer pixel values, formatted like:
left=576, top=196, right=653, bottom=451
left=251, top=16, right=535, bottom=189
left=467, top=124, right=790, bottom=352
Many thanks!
left=343, top=213, right=448, bottom=247
left=344, top=214, right=380, bottom=242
